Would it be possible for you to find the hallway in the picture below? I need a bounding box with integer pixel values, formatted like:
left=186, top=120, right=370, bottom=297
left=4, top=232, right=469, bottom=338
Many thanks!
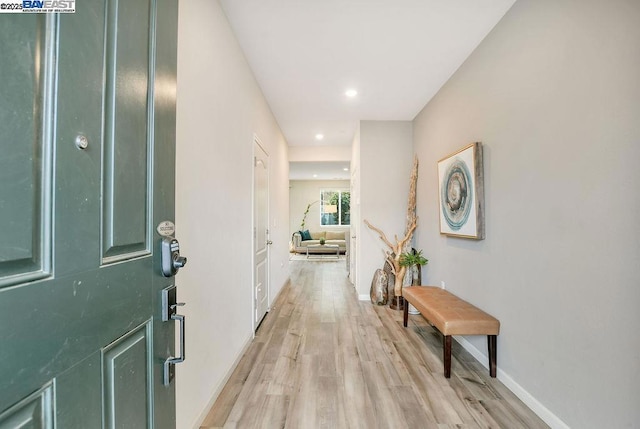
left=201, top=260, right=548, bottom=428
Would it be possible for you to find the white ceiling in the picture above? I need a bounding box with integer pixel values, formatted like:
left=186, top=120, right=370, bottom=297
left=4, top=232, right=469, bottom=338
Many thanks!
left=219, top=0, right=516, bottom=177
left=289, top=161, right=351, bottom=181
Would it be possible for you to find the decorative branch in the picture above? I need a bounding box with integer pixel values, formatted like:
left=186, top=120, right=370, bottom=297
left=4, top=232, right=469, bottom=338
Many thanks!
left=364, top=216, right=417, bottom=296
left=364, top=156, right=419, bottom=297
left=300, top=200, right=318, bottom=230
left=404, top=155, right=419, bottom=243
left=363, top=219, right=395, bottom=249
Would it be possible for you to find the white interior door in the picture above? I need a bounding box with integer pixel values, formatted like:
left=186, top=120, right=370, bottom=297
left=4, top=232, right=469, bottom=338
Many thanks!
left=253, top=138, right=270, bottom=329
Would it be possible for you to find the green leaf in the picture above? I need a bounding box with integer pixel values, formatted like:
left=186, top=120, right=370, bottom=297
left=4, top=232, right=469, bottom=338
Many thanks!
left=399, top=250, right=428, bottom=267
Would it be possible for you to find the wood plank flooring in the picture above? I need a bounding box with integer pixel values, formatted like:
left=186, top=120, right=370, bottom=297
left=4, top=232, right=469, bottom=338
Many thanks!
left=201, top=260, right=549, bottom=429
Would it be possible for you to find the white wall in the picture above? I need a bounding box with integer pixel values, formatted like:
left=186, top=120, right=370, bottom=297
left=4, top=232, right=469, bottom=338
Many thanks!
left=175, top=1, right=289, bottom=427
left=356, top=121, right=413, bottom=298
left=289, top=180, right=350, bottom=236
left=412, top=0, right=640, bottom=427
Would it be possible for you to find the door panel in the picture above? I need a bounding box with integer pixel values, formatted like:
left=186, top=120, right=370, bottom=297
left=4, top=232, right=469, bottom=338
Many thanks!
left=256, top=259, right=267, bottom=321
left=102, top=322, right=152, bottom=428
left=0, top=15, right=52, bottom=287
left=102, top=0, right=152, bottom=261
left=0, top=13, right=57, bottom=406
left=0, top=0, right=179, bottom=427
left=0, top=382, right=54, bottom=429
left=254, top=140, right=269, bottom=327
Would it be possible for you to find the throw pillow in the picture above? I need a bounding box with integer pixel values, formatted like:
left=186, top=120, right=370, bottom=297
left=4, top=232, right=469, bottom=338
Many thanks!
left=300, top=230, right=312, bottom=241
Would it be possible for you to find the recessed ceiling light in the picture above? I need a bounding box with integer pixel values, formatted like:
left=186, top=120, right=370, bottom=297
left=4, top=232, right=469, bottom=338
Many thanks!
left=315, top=133, right=324, bottom=140
left=345, top=89, right=358, bottom=98
left=313, top=174, right=318, bottom=178
left=343, top=168, right=349, bottom=171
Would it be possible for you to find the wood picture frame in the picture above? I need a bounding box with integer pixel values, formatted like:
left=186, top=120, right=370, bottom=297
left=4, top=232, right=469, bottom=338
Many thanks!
left=437, top=142, right=485, bottom=239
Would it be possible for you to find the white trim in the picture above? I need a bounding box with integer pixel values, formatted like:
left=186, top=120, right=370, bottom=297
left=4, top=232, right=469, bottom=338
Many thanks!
left=453, top=336, right=570, bottom=429
left=358, top=294, right=370, bottom=301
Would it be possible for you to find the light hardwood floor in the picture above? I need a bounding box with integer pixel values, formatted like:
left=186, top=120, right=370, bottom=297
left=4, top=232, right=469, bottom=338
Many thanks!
left=201, top=259, right=549, bottom=429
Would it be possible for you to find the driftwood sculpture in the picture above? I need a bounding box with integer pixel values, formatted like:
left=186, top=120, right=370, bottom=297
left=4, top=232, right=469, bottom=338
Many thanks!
left=365, top=156, right=419, bottom=299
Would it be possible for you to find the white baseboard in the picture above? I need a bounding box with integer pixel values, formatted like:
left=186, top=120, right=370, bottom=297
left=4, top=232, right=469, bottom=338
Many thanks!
left=191, top=334, right=253, bottom=429
left=454, top=336, right=569, bottom=429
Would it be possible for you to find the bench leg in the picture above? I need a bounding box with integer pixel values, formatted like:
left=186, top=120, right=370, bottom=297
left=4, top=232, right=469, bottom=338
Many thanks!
left=488, top=335, right=497, bottom=378
left=403, top=300, right=409, bottom=327
left=444, top=335, right=452, bottom=378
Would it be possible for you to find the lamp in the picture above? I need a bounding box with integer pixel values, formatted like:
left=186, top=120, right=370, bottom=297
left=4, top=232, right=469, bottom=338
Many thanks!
left=323, top=204, right=337, bottom=214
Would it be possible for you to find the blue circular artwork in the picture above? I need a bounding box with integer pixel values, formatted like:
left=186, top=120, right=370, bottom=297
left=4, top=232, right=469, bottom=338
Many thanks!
left=441, top=158, right=473, bottom=230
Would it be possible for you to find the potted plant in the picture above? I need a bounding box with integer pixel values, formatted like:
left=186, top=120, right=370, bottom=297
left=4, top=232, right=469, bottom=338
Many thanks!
left=319, top=237, right=326, bottom=245
left=400, top=249, right=428, bottom=314
left=399, top=249, right=428, bottom=285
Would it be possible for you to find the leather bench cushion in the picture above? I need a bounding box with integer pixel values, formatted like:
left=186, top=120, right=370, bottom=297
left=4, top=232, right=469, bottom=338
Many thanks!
left=403, top=286, right=500, bottom=336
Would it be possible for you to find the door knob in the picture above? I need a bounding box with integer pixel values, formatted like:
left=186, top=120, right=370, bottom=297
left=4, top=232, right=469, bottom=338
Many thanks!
left=173, top=254, right=187, bottom=269
left=266, top=240, right=273, bottom=245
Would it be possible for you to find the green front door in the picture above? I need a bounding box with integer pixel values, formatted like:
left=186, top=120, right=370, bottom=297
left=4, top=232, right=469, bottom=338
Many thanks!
left=0, top=0, right=180, bottom=427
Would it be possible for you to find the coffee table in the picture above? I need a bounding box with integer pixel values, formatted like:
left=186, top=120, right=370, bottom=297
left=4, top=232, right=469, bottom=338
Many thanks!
left=306, top=244, right=340, bottom=259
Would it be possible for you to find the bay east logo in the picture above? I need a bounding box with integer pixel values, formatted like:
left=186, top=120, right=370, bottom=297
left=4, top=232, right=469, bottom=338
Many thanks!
left=22, top=0, right=75, bottom=12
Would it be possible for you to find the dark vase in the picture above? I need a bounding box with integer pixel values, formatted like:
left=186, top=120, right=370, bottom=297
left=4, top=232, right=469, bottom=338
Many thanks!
left=411, top=264, right=422, bottom=286
left=389, top=295, right=405, bottom=311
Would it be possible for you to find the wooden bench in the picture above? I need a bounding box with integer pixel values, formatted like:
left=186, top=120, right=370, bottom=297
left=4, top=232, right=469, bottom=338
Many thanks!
left=402, top=286, right=500, bottom=378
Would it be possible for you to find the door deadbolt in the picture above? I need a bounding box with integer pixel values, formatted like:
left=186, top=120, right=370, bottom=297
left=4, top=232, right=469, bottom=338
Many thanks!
left=161, top=237, right=187, bottom=277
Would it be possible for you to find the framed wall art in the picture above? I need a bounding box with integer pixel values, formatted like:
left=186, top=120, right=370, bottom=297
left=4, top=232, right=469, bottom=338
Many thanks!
left=437, top=142, right=485, bottom=239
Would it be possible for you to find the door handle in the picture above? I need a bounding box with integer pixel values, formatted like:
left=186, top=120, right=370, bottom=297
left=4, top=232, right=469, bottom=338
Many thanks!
left=161, top=285, right=186, bottom=385
left=164, top=312, right=185, bottom=385
left=266, top=240, right=273, bottom=245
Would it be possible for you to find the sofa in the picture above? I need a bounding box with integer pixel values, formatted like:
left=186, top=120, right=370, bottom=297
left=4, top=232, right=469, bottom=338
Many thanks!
left=292, top=230, right=347, bottom=254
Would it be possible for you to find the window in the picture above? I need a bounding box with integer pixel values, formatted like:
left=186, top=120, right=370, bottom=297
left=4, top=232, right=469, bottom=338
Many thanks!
left=320, top=190, right=350, bottom=226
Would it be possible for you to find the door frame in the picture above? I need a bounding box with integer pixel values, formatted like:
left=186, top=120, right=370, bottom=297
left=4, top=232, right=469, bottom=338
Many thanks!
left=252, top=135, right=270, bottom=332
left=349, top=167, right=358, bottom=286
